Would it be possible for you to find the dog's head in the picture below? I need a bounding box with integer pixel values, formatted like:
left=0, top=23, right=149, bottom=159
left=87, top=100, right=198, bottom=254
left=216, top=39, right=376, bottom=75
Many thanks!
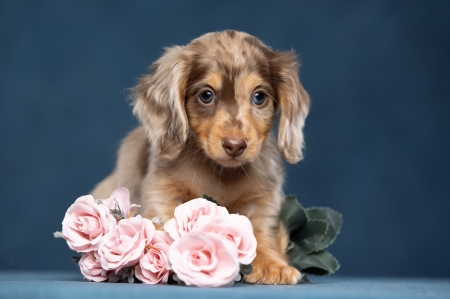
left=132, top=30, right=310, bottom=167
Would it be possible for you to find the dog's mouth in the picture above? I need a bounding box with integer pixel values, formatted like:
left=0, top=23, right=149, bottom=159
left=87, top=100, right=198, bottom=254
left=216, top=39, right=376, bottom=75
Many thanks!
left=189, top=136, right=255, bottom=168
left=214, top=156, right=249, bottom=168
left=212, top=137, right=252, bottom=167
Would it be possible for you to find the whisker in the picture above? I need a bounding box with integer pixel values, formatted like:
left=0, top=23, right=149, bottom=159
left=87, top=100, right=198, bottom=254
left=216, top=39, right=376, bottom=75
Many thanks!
left=231, top=166, right=238, bottom=175
left=200, top=153, right=209, bottom=167
left=255, top=155, right=263, bottom=166
left=192, top=150, right=205, bottom=164
left=184, top=139, right=200, bottom=147
left=240, top=165, right=252, bottom=182
left=185, top=146, right=203, bottom=154
left=258, top=153, right=270, bottom=165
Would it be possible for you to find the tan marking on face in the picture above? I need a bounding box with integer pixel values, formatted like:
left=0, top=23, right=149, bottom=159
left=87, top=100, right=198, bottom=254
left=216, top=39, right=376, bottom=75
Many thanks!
left=183, top=31, right=278, bottom=168
left=186, top=70, right=275, bottom=167
left=203, top=72, right=222, bottom=91
left=217, top=71, right=271, bottom=163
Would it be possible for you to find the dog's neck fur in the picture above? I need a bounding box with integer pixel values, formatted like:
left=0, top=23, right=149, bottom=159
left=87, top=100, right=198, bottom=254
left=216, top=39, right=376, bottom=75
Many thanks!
left=149, top=132, right=283, bottom=208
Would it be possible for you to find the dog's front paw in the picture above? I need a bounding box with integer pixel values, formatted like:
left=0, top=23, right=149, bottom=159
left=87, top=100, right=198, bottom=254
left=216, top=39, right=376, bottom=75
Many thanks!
left=244, top=262, right=302, bottom=285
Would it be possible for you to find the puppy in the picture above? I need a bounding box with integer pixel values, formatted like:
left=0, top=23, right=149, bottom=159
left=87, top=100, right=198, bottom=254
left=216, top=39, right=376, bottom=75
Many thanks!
left=92, top=30, right=310, bottom=285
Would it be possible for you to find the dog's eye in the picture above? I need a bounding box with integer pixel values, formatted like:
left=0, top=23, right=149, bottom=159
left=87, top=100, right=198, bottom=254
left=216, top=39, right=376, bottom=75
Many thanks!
left=199, top=91, right=214, bottom=104
left=252, top=92, right=267, bottom=105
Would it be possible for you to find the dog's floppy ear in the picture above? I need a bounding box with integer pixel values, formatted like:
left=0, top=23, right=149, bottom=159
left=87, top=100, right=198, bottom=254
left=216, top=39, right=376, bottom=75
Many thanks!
left=272, top=51, right=310, bottom=164
left=131, top=46, right=189, bottom=160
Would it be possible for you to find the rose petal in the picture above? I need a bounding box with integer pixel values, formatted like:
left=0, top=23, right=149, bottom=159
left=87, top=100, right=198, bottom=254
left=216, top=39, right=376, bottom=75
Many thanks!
left=168, top=231, right=239, bottom=287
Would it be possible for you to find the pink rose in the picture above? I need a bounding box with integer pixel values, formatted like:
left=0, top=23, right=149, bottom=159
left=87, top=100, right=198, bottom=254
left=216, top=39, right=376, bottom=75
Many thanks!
left=62, top=195, right=116, bottom=252
left=135, top=231, right=173, bottom=284
left=97, top=215, right=155, bottom=272
left=78, top=252, right=119, bottom=282
left=101, top=187, right=140, bottom=219
left=164, top=198, right=229, bottom=240
left=167, top=231, right=240, bottom=287
left=194, top=214, right=257, bottom=265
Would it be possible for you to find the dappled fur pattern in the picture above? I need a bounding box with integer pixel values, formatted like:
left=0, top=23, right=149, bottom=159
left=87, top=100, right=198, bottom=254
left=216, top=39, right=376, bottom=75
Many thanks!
left=92, top=30, right=310, bottom=284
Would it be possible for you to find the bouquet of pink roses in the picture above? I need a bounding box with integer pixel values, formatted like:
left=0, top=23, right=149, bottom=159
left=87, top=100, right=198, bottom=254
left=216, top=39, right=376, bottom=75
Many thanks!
left=54, top=188, right=257, bottom=287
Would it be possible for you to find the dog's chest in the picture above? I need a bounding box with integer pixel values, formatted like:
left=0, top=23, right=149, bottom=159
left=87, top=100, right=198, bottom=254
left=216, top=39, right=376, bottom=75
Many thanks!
left=176, top=163, right=253, bottom=207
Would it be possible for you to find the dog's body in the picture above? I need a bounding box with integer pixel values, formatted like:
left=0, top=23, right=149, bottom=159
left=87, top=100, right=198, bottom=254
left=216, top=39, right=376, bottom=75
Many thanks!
left=91, top=30, right=310, bottom=285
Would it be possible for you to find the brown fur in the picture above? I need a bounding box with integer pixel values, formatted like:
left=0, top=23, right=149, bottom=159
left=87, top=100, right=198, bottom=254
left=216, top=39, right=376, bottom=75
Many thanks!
left=91, top=30, right=310, bottom=285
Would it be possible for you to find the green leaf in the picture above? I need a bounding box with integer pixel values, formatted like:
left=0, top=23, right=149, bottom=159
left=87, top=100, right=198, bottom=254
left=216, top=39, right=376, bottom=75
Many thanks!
left=239, top=264, right=253, bottom=275
left=290, top=250, right=340, bottom=276
left=299, top=275, right=312, bottom=284
left=306, top=207, right=343, bottom=251
left=285, top=240, right=295, bottom=252
left=289, top=220, right=328, bottom=257
left=280, top=195, right=307, bottom=233
left=202, top=194, right=220, bottom=206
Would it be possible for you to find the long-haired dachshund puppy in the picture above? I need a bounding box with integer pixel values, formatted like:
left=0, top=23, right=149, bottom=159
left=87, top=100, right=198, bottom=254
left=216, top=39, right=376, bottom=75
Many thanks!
left=91, top=30, right=310, bottom=285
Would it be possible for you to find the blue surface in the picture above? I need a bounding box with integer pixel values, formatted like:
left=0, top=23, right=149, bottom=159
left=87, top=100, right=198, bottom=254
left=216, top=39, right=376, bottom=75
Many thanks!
left=1, top=272, right=449, bottom=299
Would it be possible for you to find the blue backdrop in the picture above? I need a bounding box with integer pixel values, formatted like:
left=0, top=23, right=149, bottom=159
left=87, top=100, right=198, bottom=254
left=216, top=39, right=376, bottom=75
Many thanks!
left=1, top=0, right=449, bottom=277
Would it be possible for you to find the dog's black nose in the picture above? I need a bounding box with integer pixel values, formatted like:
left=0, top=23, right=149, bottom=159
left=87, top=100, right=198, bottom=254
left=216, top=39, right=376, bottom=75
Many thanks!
left=222, top=137, right=247, bottom=157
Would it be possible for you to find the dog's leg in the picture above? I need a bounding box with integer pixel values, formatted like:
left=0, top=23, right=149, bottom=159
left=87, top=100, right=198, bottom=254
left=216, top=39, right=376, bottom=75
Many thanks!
left=114, top=126, right=148, bottom=205
left=91, top=126, right=148, bottom=204
left=138, top=172, right=187, bottom=229
left=241, top=198, right=302, bottom=285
